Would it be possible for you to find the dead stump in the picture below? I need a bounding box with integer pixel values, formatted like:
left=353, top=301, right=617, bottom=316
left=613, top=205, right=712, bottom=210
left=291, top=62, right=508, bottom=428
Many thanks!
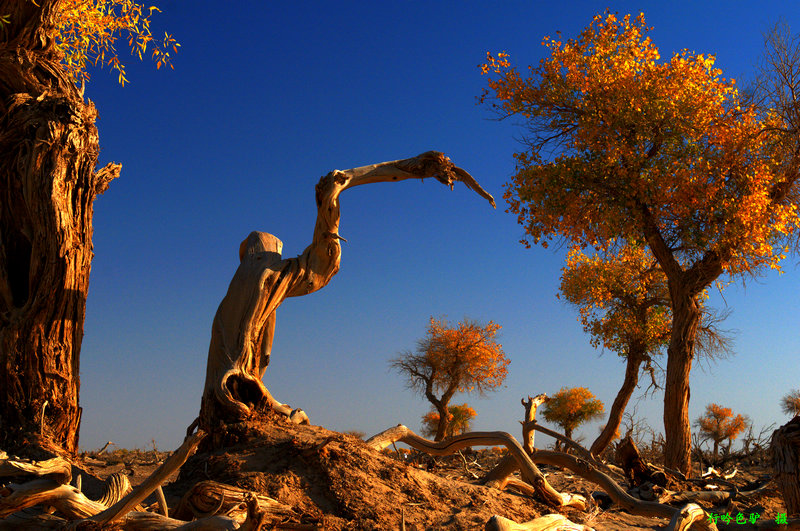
left=772, top=416, right=800, bottom=515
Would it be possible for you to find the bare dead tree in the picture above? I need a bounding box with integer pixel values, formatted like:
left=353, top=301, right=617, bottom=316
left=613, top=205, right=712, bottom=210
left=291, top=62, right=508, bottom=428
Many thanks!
left=192, top=152, right=494, bottom=447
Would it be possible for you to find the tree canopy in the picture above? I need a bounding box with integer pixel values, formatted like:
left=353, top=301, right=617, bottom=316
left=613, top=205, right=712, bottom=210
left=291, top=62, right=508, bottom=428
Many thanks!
left=480, top=9, right=800, bottom=474
left=390, top=317, right=509, bottom=441
left=421, top=403, right=477, bottom=439
left=542, top=386, right=604, bottom=442
left=695, top=403, right=749, bottom=461
left=482, top=12, right=799, bottom=272
left=559, top=243, right=670, bottom=358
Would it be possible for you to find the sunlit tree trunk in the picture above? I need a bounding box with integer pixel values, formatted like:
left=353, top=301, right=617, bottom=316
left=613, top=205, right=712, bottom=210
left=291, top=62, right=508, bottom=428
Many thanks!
left=0, top=0, right=119, bottom=456
left=590, top=348, right=644, bottom=456
left=663, top=290, right=702, bottom=475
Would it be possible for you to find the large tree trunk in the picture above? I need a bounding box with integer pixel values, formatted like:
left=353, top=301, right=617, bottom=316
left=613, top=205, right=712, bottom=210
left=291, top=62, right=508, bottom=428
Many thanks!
left=590, top=349, right=644, bottom=456
left=0, top=0, right=119, bottom=457
left=663, top=291, right=702, bottom=475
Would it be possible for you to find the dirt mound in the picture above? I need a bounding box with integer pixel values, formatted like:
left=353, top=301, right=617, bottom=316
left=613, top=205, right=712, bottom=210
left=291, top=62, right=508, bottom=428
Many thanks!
left=171, top=412, right=550, bottom=529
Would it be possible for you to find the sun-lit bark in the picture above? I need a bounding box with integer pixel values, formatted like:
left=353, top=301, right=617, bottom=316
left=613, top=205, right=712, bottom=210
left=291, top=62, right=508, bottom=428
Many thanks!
left=0, top=0, right=120, bottom=457
left=197, top=153, right=495, bottom=447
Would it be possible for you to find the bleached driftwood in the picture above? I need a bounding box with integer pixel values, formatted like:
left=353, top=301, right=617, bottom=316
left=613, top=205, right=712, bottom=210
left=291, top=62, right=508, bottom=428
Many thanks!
left=0, top=452, right=71, bottom=484
left=197, top=152, right=495, bottom=440
left=521, top=394, right=548, bottom=455
left=485, top=513, right=594, bottom=531
left=366, top=424, right=586, bottom=510
left=0, top=431, right=206, bottom=528
left=664, top=503, right=716, bottom=531
left=172, top=480, right=295, bottom=522
left=484, top=394, right=548, bottom=489
left=0, top=457, right=128, bottom=519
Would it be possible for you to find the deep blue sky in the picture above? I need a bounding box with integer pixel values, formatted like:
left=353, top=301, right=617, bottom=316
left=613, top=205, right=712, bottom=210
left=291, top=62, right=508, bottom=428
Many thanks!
left=78, top=1, right=800, bottom=452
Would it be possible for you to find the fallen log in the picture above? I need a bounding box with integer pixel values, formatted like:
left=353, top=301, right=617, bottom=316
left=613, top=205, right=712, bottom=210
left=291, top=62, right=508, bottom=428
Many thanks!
left=172, top=480, right=296, bottom=522
left=366, top=424, right=587, bottom=510
left=485, top=513, right=593, bottom=530
left=0, top=452, right=71, bottom=484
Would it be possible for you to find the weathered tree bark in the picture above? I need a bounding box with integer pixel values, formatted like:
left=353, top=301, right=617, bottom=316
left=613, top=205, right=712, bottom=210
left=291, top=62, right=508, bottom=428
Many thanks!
left=615, top=435, right=669, bottom=488
left=0, top=0, right=120, bottom=457
left=0, top=432, right=217, bottom=528
left=172, top=480, right=295, bottom=522
left=521, top=394, right=548, bottom=454
left=590, top=348, right=645, bottom=456
left=772, top=416, right=800, bottom=515
left=663, top=288, right=702, bottom=475
left=196, top=152, right=494, bottom=443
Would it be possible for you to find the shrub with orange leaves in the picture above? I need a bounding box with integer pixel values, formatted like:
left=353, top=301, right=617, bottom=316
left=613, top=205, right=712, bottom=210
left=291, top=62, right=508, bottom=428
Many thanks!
left=52, top=0, right=178, bottom=85
left=420, top=404, right=477, bottom=439
left=390, top=317, right=509, bottom=441
left=695, top=403, right=749, bottom=461
left=481, top=10, right=800, bottom=474
left=542, top=387, right=604, bottom=444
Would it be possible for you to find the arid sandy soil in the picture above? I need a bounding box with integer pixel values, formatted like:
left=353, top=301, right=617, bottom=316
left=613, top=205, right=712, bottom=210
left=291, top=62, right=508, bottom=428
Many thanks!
left=73, top=413, right=790, bottom=530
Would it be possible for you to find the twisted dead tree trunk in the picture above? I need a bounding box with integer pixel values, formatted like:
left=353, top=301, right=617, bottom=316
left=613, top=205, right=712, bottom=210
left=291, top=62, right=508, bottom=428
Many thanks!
left=195, top=152, right=494, bottom=446
left=0, top=0, right=120, bottom=457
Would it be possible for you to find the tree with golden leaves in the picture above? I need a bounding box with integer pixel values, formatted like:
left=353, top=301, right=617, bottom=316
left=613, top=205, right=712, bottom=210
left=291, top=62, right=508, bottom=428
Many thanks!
left=481, top=12, right=800, bottom=474
left=391, top=317, right=509, bottom=441
left=559, top=244, right=669, bottom=456
left=542, top=387, right=604, bottom=448
left=560, top=243, right=732, bottom=457
left=0, top=0, right=174, bottom=456
left=695, top=403, right=749, bottom=462
left=421, top=403, right=477, bottom=439
left=782, top=390, right=800, bottom=417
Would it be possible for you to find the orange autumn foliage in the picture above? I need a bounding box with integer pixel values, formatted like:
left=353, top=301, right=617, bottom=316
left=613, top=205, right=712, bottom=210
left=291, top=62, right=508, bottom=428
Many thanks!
left=421, top=404, right=477, bottom=439
left=481, top=11, right=798, bottom=274
left=392, top=317, right=509, bottom=397
left=391, top=317, right=508, bottom=441
left=696, top=403, right=748, bottom=460
left=542, top=387, right=604, bottom=441
left=559, top=244, right=671, bottom=356
left=52, top=0, right=178, bottom=85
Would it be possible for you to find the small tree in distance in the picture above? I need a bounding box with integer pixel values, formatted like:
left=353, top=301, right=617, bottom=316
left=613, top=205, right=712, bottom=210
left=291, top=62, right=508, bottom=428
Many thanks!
left=782, top=390, right=800, bottom=417
left=696, top=403, right=749, bottom=462
left=390, top=317, right=509, bottom=441
left=421, top=404, right=477, bottom=439
left=542, top=387, right=604, bottom=449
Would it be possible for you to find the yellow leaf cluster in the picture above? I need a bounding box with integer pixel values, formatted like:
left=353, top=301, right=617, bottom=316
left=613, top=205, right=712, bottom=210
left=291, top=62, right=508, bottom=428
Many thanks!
left=52, top=0, right=179, bottom=85
left=559, top=243, right=671, bottom=355
left=542, top=386, right=604, bottom=435
left=424, top=317, right=509, bottom=394
left=696, top=403, right=748, bottom=444
left=481, top=10, right=799, bottom=277
left=420, top=403, right=477, bottom=439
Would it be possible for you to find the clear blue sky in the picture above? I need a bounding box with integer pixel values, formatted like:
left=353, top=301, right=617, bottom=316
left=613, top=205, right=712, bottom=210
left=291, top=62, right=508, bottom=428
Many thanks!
left=78, top=1, right=800, bottom=452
